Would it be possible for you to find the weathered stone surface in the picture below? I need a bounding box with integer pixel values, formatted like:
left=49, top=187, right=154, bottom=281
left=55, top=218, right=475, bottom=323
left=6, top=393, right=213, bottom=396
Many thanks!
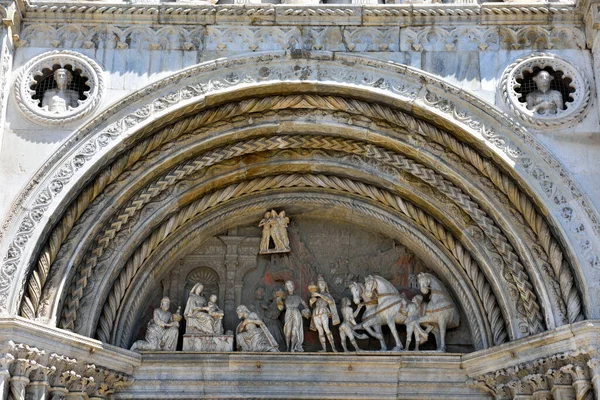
left=182, top=334, right=234, bottom=352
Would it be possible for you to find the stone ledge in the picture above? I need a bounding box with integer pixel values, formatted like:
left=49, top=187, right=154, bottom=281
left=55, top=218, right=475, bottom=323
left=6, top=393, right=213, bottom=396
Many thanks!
left=21, top=0, right=580, bottom=26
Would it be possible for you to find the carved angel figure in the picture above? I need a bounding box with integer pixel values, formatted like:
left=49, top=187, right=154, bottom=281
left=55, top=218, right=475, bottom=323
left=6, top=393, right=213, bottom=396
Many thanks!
left=131, top=297, right=180, bottom=352
left=259, top=210, right=290, bottom=254
left=184, top=283, right=224, bottom=335
left=42, top=68, right=80, bottom=113
left=236, top=305, right=279, bottom=352
left=525, top=71, right=564, bottom=115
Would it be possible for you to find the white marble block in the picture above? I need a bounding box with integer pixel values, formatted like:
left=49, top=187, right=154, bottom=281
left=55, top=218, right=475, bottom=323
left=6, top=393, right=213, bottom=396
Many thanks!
left=182, top=334, right=234, bottom=352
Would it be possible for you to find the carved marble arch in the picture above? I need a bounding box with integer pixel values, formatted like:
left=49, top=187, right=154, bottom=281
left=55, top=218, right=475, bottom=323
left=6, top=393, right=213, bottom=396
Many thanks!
left=3, top=52, right=599, bottom=354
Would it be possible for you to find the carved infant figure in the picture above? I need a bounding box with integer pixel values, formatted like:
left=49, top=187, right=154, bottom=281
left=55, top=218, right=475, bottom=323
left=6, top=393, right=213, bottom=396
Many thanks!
left=41, top=68, right=80, bottom=113
left=525, top=70, right=564, bottom=115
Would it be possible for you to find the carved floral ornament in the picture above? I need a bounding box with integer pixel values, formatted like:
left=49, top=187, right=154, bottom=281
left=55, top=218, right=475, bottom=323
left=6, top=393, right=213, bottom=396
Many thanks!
left=14, top=50, right=105, bottom=125
left=500, top=53, right=592, bottom=130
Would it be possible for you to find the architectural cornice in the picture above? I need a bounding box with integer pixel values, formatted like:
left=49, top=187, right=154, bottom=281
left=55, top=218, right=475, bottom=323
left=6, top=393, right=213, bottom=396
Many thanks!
left=20, top=1, right=582, bottom=26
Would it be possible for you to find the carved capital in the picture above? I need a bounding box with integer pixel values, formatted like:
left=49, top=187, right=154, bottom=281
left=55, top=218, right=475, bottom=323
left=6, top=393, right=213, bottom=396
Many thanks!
left=506, top=378, right=533, bottom=397
left=545, top=368, right=572, bottom=387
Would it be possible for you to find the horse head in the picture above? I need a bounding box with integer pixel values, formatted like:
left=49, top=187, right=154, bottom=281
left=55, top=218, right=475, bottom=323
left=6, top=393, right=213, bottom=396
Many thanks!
left=349, top=281, right=362, bottom=305
left=364, top=275, right=377, bottom=298
left=417, top=272, right=432, bottom=295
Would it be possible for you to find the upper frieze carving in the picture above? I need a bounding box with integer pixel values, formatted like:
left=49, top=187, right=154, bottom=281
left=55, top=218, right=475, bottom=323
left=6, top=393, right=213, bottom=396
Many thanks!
left=17, top=23, right=586, bottom=52
left=20, top=2, right=580, bottom=26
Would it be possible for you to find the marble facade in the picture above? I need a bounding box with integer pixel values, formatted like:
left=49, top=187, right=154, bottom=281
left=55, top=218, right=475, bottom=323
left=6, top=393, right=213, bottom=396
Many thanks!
left=1, top=0, right=600, bottom=397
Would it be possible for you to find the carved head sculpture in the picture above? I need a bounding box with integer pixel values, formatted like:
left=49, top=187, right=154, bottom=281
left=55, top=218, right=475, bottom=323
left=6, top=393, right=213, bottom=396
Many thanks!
left=284, top=280, right=295, bottom=294
left=53, top=68, right=73, bottom=90
left=209, top=294, right=217, bottom=304
left=160, top=297, right=171, bottom=311
left=191, top=282, right=204, bottom=296
left=417, top=273, right=431, bottom=295
left=533, top=71, right=553, bottom=93
left=254, top=287, right=265, bottom=300
left=349, top=282, right=362, bottom=305
left=236, top=305, right=250, bottom=319
left=316, top=275, right=329, bottom=293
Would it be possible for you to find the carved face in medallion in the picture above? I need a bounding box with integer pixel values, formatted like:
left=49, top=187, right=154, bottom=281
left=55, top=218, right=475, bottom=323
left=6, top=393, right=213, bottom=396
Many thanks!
left=53, top=68, right=73, bottom=90
left=533, top=71, right=553, bottom=93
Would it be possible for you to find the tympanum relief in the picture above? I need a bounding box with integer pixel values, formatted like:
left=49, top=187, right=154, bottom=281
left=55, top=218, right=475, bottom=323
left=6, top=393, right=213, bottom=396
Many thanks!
left=130, top=209, right=466, bottom=353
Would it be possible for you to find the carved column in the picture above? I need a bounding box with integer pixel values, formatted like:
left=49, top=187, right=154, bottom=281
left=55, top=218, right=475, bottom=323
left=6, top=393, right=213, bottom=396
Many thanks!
left=47, top=354, right=77, bottom=400
left=62, top=370, right=92, bottom=400
left=523, top=374, right=552, bottom=400
left=546, top=368, right=575, bottom=400
left=28, top=365, right=55, bottom=400
left=9, top=358, right=40, bottom=400
left=506, top=379, right=534, bottom=400
left=0, top=352, right=14, bottom=399
left=586, top=357, right=600, bottom=399
left=218, top=236, right=245, bottom=331
left=561, top=363, right=594, bottom=400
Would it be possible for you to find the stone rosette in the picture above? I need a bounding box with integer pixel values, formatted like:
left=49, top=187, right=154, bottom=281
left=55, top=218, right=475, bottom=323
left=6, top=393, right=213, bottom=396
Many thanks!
left=14, top=50, right=105, bottom=125
left=500, top=53, right=591, bottom=130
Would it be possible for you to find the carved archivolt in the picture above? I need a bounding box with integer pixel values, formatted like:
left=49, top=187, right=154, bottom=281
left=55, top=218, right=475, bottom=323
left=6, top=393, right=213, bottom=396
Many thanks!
left=2, top=55, right=595, bottom=354
left=21, top=96, right=582, bottom=346
left=500, top=52, right=592, bottom=129
left=13, top=50, right=105, bottom=125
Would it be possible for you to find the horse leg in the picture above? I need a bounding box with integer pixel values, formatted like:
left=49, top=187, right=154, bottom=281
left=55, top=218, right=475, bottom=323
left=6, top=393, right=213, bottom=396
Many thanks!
left=388, top=318, right=404, bottom=351
left=438, top=320, right=447, bottom=352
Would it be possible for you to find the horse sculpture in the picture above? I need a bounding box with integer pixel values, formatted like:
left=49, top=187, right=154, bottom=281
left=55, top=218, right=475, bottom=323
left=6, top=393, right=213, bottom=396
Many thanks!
left=351, top=275, right=408, bottom=351
left=417, top=272, right=459, bottom=352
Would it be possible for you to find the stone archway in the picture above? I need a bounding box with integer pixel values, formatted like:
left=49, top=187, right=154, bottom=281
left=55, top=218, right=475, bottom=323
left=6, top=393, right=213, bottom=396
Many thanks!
left=1, top=53, right=598, bottom=357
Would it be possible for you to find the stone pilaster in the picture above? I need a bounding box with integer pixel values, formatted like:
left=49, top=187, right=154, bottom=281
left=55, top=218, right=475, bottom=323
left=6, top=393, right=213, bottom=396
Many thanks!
left=561, top=363, right=594, bottom=400
left=218, top=236, right=245, bottom=331
left=0, top=0, right=20, bottom=146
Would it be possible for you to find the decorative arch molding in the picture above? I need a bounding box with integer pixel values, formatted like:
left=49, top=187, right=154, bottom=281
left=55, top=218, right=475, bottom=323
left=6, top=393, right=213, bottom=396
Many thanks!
left=1, top=52, right=598, bottom=352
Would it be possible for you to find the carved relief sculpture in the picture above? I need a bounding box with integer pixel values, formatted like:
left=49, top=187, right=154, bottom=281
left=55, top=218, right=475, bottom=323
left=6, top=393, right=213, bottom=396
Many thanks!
left=403, top=295, right=432, bottom=351
left=182, top=283, right=232, bottom=352
left=184, top=283, right=223, bottom=335
left=235, top=305, right=279, bottom=352
left=525, top=71, right=564, bottom=115
left=308, top=276, right=340, bottom=352
left=130, top=297, right=181, bottom=352
left=259, top=210, right=290, bottom=254
left=278, top=280, right=311, bottom=352
left=263, top=289, right=286, bottom=350
left=416, top=273, right=459, bottom=352
left=338, top=297, right=367, bottom=352
left=41, top=68, right=79, bottom=113
left=249, top=286, right=267, bottom=319
left=354, top=276, right=407, bottom=351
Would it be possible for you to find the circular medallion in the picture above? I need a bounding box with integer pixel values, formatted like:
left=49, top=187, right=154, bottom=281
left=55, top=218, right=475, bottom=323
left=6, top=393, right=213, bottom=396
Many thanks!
left=500, top=53, right=591, bottom=130
left=14, top=50, right=105, bottom=125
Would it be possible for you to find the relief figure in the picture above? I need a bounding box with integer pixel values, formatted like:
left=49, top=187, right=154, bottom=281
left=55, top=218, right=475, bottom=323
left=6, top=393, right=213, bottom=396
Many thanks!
left=308, top=276, right=340, bottom=352
left=278, top=280, right=311, bottom=352
left=184, top=283, right=224, bottom=335
left=525, top=70, right=564, bottom=115
left=131, top=297, right=181, bottom=352
left=338, top=297, right=367, bottom=352
left=259, top=210, right=290, bottom=254
left=42, top=68, right=80, bottom=113
left=236, top=305, right=279, bottom=352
